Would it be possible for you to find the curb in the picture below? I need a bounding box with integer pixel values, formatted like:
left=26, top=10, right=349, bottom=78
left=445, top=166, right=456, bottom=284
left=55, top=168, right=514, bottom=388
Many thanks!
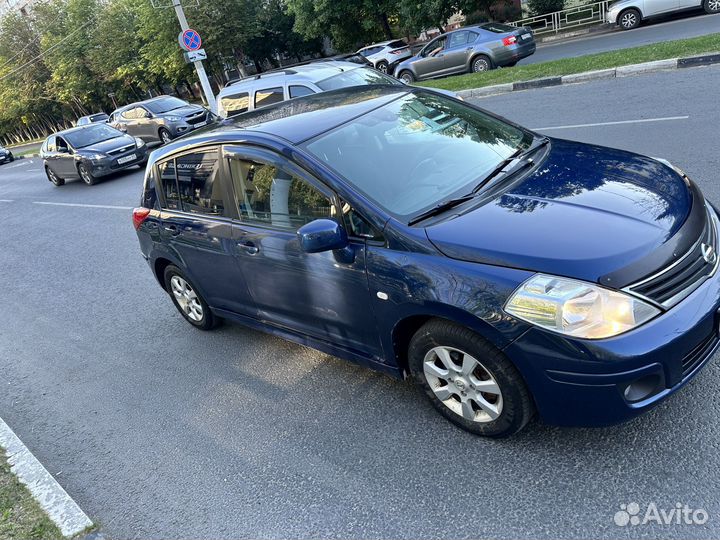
left=0, top=416, right=94, bottom=537
left=456, top=51, right=720, bottom=99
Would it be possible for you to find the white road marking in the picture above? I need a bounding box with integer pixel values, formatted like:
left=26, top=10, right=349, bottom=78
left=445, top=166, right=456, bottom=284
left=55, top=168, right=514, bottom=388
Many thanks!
left=0, top=416, right=93, bottom=537
left=532, top=116, right=690, bottom=131
left=0, top=199, right=13, bottom=202
left=2, top=160, right=33, bottom=169
left=33, top=201, right=132, bottom=210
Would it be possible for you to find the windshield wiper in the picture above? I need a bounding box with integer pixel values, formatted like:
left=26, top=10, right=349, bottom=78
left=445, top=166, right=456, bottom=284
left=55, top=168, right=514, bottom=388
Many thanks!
left=408, top=194, right=476, bottom=226
left=472, top=136, right=549, bottom=194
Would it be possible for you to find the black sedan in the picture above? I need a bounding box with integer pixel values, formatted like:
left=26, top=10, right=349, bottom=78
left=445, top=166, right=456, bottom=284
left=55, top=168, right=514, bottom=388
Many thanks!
left=40, top=124, right=148, bottom=186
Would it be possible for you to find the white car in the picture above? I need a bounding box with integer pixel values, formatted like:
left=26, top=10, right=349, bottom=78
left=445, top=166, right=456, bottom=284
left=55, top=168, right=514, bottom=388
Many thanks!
left=357, top=40, right=413, bottom=73
left=607, top=0, right=719, bottom=29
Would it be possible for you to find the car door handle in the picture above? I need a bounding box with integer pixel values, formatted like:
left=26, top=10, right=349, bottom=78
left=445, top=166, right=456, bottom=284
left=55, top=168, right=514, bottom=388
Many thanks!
left=163, top=224, right=180, bottom=236
left=237, top=241, right=259, bottom=255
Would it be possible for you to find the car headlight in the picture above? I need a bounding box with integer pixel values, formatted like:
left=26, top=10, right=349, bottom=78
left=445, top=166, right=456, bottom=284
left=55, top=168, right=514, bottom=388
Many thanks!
left=165, top=116, right=181, bottom=122
left=134, top=137, right=145, bottom=148
left=504, top=274, right=660, bottom=339
left=84, top=153, right=107, bottom=161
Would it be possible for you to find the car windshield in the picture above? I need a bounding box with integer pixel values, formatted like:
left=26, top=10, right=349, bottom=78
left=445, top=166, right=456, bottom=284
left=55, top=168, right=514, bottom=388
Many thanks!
left=316, top=68, right=399, bottom=91
left=145, top=97, right=187, bottom=114
left=305, top=92, right=529, bottom=221
left=64, top=124, right=122, bottom=148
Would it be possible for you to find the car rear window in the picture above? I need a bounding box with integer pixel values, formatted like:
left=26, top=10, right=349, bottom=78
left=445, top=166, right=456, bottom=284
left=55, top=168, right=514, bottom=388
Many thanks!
left=387, top=40, right=407, bottom=49
left=481, top=23, right=517, bottom=33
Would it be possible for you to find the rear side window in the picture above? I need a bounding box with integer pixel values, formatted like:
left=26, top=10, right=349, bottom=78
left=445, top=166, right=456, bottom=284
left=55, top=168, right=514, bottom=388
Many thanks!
left=255, top=87, right=284, bottom=108
left=158, top=159, right=180, bottom=210
left=176, top=151, right=225, bottom=216
left=220, top=92, right=249, bottom=117
left=289, top=85, right=315, bottom=99
left=448, top=31, right=470, bottom=48
left=481, top=23, right=517, bottom=33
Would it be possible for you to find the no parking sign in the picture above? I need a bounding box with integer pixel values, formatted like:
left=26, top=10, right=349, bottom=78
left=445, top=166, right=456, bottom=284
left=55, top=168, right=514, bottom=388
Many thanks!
left=178, top=28, right=202, bottom=51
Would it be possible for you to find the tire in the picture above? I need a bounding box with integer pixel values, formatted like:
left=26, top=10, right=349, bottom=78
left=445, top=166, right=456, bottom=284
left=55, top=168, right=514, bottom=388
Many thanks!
left=376, top=60, right=389, bottom=73
left=471, top=54, right=493, bottom=73
left=8, top=155, right=13, bottom=162
left=618, top=8, right=641, bottom=30
left=159, top=128, right=173, bottom=145
left=45, top=166, right=64, bottom=187
left=704, top=0, right=720, bottom=13
left=78, top=163, right=97, bottom=185
left=408, top=319, right=535, bottom=438
left=163, top=265, right=220, bottom=331
left=398, top=70, right=415, bottom=84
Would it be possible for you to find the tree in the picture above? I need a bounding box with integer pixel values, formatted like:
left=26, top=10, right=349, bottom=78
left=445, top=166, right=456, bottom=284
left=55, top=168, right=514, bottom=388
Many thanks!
left=526, top=0, right=565, bottom=16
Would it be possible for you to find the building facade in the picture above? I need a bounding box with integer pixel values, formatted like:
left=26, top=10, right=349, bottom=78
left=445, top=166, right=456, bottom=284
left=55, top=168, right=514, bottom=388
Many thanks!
left=0, top=0, right=34, bottom=18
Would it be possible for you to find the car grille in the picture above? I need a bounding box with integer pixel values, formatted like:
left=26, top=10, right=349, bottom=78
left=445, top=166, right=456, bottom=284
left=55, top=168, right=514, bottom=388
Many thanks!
left=185, top=111, right=208, bottom=126
left=626, top=206, right=718, bottom=308
left=107, top=144, right=135, bottom=156
left=682, top=330, right=719, bottom=379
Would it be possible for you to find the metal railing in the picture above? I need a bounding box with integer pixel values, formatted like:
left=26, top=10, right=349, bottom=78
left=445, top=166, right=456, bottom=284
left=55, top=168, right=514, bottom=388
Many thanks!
left=510, top=0, right=611, bottom=35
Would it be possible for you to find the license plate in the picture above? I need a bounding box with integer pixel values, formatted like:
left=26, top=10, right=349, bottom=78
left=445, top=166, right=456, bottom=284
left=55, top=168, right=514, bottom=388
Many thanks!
left=194, top=121, right=207, bottom=128
left=117, top=154, right=136, bottom=164
left=522, top=33, right=531, bottom=40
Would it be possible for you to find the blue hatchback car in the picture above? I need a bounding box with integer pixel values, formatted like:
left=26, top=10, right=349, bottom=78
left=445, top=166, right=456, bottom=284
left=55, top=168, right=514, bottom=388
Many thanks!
left=133, top=86, right=719, bottom=437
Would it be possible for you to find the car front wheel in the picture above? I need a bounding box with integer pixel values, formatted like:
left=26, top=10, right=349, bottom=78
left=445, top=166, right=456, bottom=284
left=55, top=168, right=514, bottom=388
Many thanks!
left=163, top=265, right=220, bottom=330
left=376, top=61, right=389, bottom=73
left=78, top=163, right=97, bottom=185
left=409, top=319, right=535, bottom=437
left=398, top=70, right=415, bottom=84
left=159, top=128, right=173, bottom=145
left=618, top=8, right=641, bottom=29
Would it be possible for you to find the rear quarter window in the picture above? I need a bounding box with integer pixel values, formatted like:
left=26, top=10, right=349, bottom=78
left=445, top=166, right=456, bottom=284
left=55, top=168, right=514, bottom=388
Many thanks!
left=255, top=87, right=284, bottom=109
left=142, top=166, right=159, bottom=210
left=220, top=91, right=250, bottom=117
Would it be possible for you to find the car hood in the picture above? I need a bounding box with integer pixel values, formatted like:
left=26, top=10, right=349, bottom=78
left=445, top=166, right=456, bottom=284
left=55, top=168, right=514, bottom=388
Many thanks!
left=159, top=105, right=205, bottom=118
left=425, top=139, right=692, bottom=284
left=80, top=135, right=136, bottom=153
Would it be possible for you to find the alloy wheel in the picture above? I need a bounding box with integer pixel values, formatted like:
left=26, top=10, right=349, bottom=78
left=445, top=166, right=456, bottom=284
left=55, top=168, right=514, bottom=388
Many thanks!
left=377, top=62, right=388, bottom=73
left=48, top=168, right=59, bottom=184
left=170, top=275, right=204, bottom=322
left=709, top=0, right=720, bottom=10
left=399, top=72, right=414, bottom=84
left=79, top=165, right=92, bottom=185
left=423, top=346, right=503, bottom=423
left=473, top=58, right=490, bottom=72
left=621, top=12, right=638, bottom=28
left=160, top=130, right=172, bottom=144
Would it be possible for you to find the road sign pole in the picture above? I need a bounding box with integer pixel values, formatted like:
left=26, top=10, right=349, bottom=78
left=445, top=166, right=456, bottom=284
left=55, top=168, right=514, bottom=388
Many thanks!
left=171, top=0, right=217, bottom=113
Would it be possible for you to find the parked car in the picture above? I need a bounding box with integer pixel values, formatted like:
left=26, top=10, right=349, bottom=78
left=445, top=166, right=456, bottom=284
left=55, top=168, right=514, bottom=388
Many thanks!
left=40, top=123, right=147, bottom=186
left=0, top=145, right=14, bottom=164
left=216, top=61, right=403, bottom=119
left=607, top=0, right=718, bottom=29
left=357, top=39, right=413, bottom=73
left=133, top=86, right=719, bottom=437
left=108, top=96, right=212, bottom=145
left=76, top=112, right=110, bottom=126
left=394, top=23, right=536, bottom=83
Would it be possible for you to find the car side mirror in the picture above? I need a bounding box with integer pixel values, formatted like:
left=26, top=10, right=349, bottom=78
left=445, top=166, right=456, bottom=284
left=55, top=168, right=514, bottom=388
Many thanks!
left=144, top=112, right=153, bottom=118
left=298, top=219, right=348, bottom=252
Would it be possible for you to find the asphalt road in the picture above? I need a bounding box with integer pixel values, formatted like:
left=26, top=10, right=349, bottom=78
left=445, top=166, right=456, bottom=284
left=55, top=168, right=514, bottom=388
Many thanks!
left=523, top=12, right=720, bottom=65
left=1, top=65, right=719, bottom=540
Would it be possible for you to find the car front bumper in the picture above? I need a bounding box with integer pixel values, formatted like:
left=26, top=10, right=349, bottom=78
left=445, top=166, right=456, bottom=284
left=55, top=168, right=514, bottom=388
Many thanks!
left=505, top=245, right=720, bottom=427
left=0, top=152, right=13, bottom=163
left=607, top=9, right=620, bottom=23
left=167, top=113, right=211, bottom=138
left=87, top=146, right=148, bottom=177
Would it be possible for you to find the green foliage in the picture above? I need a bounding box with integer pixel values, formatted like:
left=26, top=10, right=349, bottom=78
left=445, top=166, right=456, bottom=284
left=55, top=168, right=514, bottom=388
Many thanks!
left=526, top=0, right=565, bottom=16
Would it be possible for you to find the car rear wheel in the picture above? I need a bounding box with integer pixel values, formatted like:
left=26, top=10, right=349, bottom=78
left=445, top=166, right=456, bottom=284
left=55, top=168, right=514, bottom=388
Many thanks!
left=408, top=319, right=535, bottom=437
left=78, top=163, right=97, bottom=185
left=45, top=166, right=64, bottom=187
left=398, top=70, right=415, bottom=84
left=618, top=8, right=641, bottom=29
left=704, top=0, right=720, bottom=13
left=159, top=128, right=173, bottom=145
left=471, top=55, right=492, bottom=73
left=163, top=265, right=220, bottom=331
left=376, top=60, right=389, bottom=73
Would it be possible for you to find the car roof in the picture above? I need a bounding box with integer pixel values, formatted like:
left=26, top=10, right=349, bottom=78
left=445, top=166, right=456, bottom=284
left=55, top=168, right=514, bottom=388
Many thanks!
left=219, top=61, right=364, bottom=94
left=52, top=124, right=109, bottom=138
left=152, top=85, right=415, bottom=162
left=359, top=40, right=395, bottom=49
